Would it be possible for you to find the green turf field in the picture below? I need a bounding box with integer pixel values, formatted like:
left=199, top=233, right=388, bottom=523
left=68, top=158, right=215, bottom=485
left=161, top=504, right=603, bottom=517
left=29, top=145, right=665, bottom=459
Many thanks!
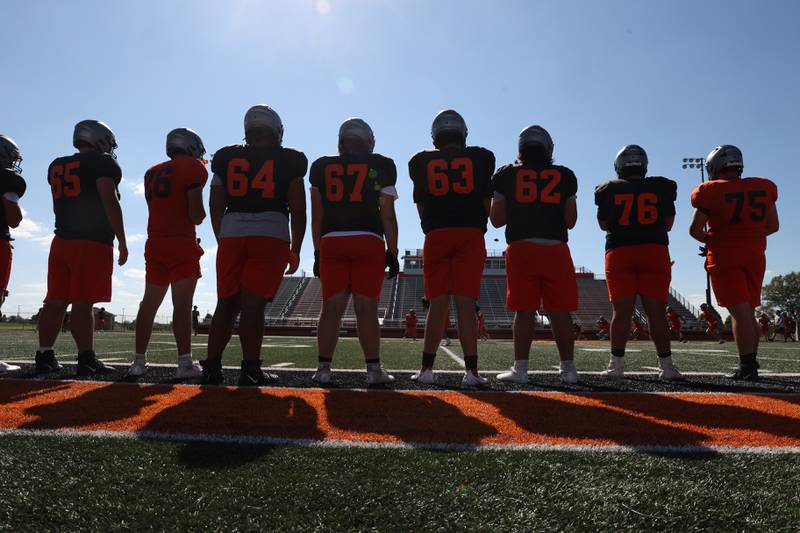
left=1, top=330, right=798, bottom=373
left=0, top=434, right=798, bottom=532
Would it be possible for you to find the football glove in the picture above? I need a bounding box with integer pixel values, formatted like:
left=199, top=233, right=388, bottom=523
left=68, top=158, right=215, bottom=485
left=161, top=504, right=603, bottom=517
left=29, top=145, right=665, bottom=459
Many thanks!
left=385, top=250, right=399, bottom=278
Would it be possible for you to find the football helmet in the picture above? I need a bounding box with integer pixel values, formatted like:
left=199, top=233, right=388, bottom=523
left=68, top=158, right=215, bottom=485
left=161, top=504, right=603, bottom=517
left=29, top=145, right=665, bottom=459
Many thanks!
left=244, top=104, right=283, bottom=143
left=166, top=128, right=206, bottom=158
left=518, top=125, right=554, bottom=158
left=0, top=134, right=22, bottom=172
left=706, top=145, right=743, bottom=178
left=338, top=118, right=375, bottom=153
left=73, top=120, right=117, bottom=157
left=431, top=109, right=467, bottom=142
left=614, top=145, right=648, bottom=177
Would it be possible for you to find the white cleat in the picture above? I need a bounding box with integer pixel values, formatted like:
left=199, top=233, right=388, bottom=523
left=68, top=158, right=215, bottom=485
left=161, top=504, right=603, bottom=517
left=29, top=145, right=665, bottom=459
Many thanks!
left=601, top=356, right=625, bottom=378
left=366, top=368, right=395, bottom=385
left=496, top=369, right=528, bottom=384
left=462, top=372, right=489, bottom=386
left=410, top=369, right=435, bottom=384
left=0, top=361, right=21, bottom=374
left=658, top=359, right=684, bottom=381
left=127, top=359, right=149, bottom=377
left=175, top=362, right=203, bottom=380
left=560, top=367, right=579, bottom=384
left=312, top=367, right=332, bottom=384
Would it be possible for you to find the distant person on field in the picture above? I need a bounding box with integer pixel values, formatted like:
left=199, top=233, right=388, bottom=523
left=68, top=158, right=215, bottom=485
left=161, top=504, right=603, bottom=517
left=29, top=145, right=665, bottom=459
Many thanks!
left=698, top=304, right=724, bottom=344
left=96, top=307, right=107, bottom=332
left=666, top=306, right=687, bottom=343
left=595, top=316, right=610, bottom=340
left=127, top=128, right=208, bottom=379
left=192, top=306, right=200, bottom=336
left=404, top=309, right=418, bottom=340
left=35, top=120, right=126, bottom=376
left=690, top=145, right=779, bottom=380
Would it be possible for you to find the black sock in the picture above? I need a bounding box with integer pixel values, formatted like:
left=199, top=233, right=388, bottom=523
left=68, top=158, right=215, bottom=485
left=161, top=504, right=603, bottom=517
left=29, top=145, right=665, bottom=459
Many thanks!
left=318, top=356, right=332, bottom=363
left=611, top=348, right=625, bottom=358
left=740, top=353, right=757, bottom=366
left=657, top=351, right=672, bottom=359
left=422, top=352, right=436, bottom=368
left=365, top=358, right=379, bottom=365
left=464, top=355, right=478, bottom=371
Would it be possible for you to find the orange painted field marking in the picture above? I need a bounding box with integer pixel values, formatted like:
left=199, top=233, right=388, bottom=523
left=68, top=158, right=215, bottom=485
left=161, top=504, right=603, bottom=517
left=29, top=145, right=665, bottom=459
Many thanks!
left=1, top=380, right=799, bottom=450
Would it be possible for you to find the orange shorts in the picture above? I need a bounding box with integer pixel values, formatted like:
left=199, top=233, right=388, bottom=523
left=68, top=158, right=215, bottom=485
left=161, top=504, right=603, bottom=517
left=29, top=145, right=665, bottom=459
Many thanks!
left=45, top=237, right=113, bottom=303
left=706, top=247, right=765, bottom=308
left=423, top=228, right=486, bottom=300
left=0, top=240, right=11, bottom=291
left=505, top=241, right=578, bottom=312
left=320, top=235, right=385, bottom=300
left=145, top=237, right=204, bottom=286
left=405, top=326, right=417, bottom=336
left=605, top=244, right=671, bottom=302
left=216, top=236, right=288, bottom=299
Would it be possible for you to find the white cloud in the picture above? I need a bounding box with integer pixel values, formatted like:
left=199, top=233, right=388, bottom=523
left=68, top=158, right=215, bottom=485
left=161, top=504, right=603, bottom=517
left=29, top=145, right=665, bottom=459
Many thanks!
left=10, top=207, right=48, bottom=239
left=123, top=268, right=147, bottom=279
left=127, top=233, right=146, bottom=243
left=121, top=177, right=145, bottom=197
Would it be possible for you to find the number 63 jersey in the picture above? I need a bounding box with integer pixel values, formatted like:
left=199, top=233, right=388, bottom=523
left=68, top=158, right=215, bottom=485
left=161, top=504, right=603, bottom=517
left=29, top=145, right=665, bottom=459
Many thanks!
left=594, top=176, right=677, bottom=251
left=691, top=177, right=777, bottom=252
left=144, top=156, right=208, bottom=238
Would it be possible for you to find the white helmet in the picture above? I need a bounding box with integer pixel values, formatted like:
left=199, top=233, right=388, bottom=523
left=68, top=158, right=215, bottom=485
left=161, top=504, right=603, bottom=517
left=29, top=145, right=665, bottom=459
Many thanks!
left=166, top=128, right=206, bottom=158
left=73, top=120, right=117, bottom=156
left=0, top=134, right=22, bottom=172
left=706, top=145, right=743, bottom=179
left=244, top=105, right=284, bottom=144
left=338, top=118, right=375, bottom=153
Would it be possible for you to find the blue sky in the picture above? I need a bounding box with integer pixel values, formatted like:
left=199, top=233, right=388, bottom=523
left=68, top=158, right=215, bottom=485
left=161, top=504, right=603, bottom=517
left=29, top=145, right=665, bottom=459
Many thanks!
left=1, top=0, right=798, bottom=320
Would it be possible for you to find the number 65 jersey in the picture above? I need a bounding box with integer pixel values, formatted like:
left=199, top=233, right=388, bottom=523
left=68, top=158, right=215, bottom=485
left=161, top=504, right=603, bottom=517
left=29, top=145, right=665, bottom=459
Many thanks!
left=144, top=156, right=208, bottom=238
left=690, top=177, right=777, bottom=252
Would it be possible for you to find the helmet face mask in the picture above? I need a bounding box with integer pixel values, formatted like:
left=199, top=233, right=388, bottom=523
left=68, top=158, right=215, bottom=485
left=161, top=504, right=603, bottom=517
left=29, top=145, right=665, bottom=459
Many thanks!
left=73, top=120, right=118, bottom=158
left=614, top=144, right=648, bottom=178
left=706, top=145, right=743, bottom=179
left=0, top=134, right=22, bottom=172
left=431, top=109, right=467, bottom=147
left=338, top=118, right=375, bottom=154
left=166, top=128, right=206, bottom=159
left=244, top=105, right=284, bottom=145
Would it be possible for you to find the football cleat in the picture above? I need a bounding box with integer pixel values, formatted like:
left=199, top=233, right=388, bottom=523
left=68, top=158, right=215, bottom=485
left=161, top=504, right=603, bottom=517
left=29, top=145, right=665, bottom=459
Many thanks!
left=658, top=358, right=684, bottom=381
left=166, top=128, right=205, bottom=159
left=0, top=361, right=21, bottom=374
left=175, top=361, right=203, bottom=380
left=601, top=356, right=625, bottom=378
left=237, top=360, right=278, bottom=387
left=35, top=350, right=61, bottom=374
left=312, top=366, right=332, bottom=385
left=126, top=358, right=149, bottom=377
left=73, top=120, right=117, bottom=156
left=496, top=368, right=528, bottom=384
left=76, top=351, right=115, bottom=376
left=366, top=367, right=395, bottom=385
left=410, top=369, right=435, bottom=384
left=726, top=363, right=759, bottom=381
left=200, top=358, right=223, bottom=385
left=560, top=366, right=579, bottom=385
left=462, top=372, right=489, bottom=387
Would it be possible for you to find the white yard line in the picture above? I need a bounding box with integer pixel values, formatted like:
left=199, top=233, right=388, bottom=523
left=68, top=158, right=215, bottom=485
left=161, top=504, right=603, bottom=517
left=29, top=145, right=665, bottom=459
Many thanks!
left=439, top=345, right=465, bottom=367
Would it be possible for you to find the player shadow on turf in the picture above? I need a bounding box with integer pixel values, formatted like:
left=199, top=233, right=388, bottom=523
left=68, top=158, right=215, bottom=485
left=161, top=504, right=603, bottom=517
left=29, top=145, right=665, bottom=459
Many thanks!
left=20, top=383, right=172, bottom=430
left=323, top=390, right=497, bottom=446
left=0, top=379, right=73, bottom=406
left=474, top=393, right=714, bottom=454
left=139, top=386, right=324, bottom=468
left=594, top=394, right=800, bottom=442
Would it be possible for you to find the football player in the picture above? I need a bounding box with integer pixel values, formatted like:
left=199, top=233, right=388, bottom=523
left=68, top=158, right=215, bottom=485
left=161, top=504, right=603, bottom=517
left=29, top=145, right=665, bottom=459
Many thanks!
left=595, top=145, right=682, bottom=380
left=757, top=313, right=771, bottom=341
left=666, top=306, right=687, bottom=343
left=690, top=145, right=779, bottom=379
left=477, top=309, right=489, bottom=341
left=35, top=120, right=127, bottom=375
left=0, top=134, right=26, bottom=374
left=192, top=305, right=200, bottom=336
left=202, top=105, right=307, bottom=386
left=404, top=309, right=418, bottom=340
left=309, top=118, right=397, bottom=385
left=490, top=125, right=579, bottom=384
left=408, top=109, right=495, bottom=386
left=699, top=303, right=724, bottom=344
left=127, top=128, right=208, bottom=379
left=595, top=316, right=610, bottom=340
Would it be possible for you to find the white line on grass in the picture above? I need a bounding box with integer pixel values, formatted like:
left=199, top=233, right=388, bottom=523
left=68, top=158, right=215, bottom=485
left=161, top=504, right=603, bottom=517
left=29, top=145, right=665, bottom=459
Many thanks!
left=439, top=345, right=465, bottom=367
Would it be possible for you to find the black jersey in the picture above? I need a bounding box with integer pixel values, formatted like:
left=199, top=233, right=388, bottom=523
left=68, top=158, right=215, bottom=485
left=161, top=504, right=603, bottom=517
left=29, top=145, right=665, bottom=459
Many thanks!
left=47, top=151, right=122, bottom=245
left=211, top=144, right=308, bottom=216
left=0, top=168, right=26, bottom=241
left=594, top=176, right=677, bottom=251
left=310, top=153, right=396, bottom=237
left=491, top=162, right=578, bottom=243
left=409, top=146, right=495, bottom=234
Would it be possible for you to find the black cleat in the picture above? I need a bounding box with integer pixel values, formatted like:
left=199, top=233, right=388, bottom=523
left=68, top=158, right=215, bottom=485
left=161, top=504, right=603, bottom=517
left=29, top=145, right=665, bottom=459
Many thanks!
left=237, top=360, right=278, bottom=387
left=35, top=350, right=62, bottom=374
left=725, top=362, right=759, bottom=381
left=200, top=358, right=223, bottom=385
left=76, top=351, right=116, bottom=376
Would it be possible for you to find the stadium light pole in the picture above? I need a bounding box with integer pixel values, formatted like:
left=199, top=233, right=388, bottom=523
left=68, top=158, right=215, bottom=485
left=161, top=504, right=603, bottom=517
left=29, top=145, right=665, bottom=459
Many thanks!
left=682, top=157, right=712, bottom=307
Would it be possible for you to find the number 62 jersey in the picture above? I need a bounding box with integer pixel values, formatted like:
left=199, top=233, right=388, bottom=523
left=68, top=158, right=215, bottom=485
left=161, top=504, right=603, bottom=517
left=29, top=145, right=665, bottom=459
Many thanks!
left=690, top=177, right=777, bottom=252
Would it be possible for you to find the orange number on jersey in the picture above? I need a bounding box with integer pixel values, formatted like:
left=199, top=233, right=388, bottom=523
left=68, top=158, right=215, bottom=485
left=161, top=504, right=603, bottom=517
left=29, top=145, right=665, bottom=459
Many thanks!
left=514, top=168, right=561, bottom=204
left=227, top=158, right=275, bottom=198
left=426, top=158, right=474, bottom=196
left=49, top=161, right=81, bottom=200
left=614, top=194, right=634, bottom=225
left=347, top=163, right=368, bottom=201
left=614, top=192, right=658, bottom=225
left=324, top=163, right=370, bottom=202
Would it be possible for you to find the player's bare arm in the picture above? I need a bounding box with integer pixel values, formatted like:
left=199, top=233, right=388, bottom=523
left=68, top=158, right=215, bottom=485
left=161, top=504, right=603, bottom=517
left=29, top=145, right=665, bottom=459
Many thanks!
left=187, top=187, right=205, bottom=225
left=379, top=194, right=399, bottom=256
left=664, top=214, right=675, bottom=232
left=415, top=202, right=424, bottom=221
left=689, top=209, right=708, bottom=242
left=97, top=177, right=128, bottom=266
left=489, top=195, right=506, bottom=228
left=209, top=182, right=225, bottom=241
left=564, top=196, right=578, bottom=229
left=2, top=198, right=22, bottom=228
left=765, top=203, right=779, bottom=235
left=286, top=176, right=306, bottom=274
left=310, top=185, right=322, bottom=252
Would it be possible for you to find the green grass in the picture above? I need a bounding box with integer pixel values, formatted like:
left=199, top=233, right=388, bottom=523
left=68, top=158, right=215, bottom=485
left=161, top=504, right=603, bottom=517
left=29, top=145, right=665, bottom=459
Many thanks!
left=1, top=330, right=798, bottom=373
left=0, top=434, right=798, bottom=532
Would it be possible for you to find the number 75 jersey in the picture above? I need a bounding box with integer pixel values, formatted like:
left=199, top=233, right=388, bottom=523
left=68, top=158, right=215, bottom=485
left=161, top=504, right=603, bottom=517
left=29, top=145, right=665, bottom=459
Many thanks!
left=594, top=176, right=677, bottom=251
left=144, top=157, right=208, bottom=238
left=691, top=177, right=777, bottom=251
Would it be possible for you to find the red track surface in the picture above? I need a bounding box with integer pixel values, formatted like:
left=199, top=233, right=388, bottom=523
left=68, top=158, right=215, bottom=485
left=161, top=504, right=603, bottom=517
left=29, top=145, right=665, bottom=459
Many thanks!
left=2, top=380, right=799, bottom=450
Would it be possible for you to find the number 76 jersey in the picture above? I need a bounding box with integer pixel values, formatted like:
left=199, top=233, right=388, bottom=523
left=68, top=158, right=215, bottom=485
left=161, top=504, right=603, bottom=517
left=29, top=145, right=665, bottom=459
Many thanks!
left=691, top=177, right=777, bottom=251
left=144, top=157, right=208, bottom=238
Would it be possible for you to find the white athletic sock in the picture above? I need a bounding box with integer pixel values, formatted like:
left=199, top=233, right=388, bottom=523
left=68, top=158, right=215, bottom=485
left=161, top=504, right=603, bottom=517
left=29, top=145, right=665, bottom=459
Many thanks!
left=513, top=359, right=529, bottom=373
left=560, top=360, right=576, bottom=371
left=38, top=346, right=53, bottom=353
left=178, top=353, right=193, bottom=366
